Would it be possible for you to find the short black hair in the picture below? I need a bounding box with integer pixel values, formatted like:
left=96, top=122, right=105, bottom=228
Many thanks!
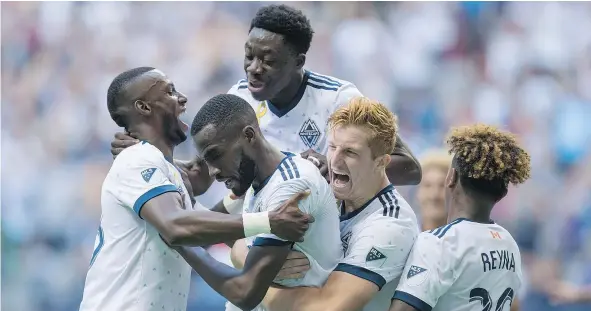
left=107, top=66, right=155, bottom=128
left=191, top=94, right=257, bottom=137
left=249, top=4, right=314, bottom=54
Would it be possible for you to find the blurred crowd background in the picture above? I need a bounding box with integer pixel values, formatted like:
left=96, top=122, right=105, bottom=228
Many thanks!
left=2, top=1, right=591, bottom=311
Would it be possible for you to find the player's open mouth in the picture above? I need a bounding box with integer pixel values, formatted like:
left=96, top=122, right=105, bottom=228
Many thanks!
left=248, top=80, right=265, bottom=92
left=178, top=109, right=189, bottom=132
left=331, top=171, right=350, bottom=188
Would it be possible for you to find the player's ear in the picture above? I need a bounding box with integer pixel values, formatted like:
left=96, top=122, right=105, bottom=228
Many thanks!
left=376, top=154, right=391, bottom=169
left=295, top=53, right=306, bottom=70
left=446, top=167, right=458, bottom=189
left=134, top=99, right=151, bottom=116
left=242, top=125, right=256, bottom=143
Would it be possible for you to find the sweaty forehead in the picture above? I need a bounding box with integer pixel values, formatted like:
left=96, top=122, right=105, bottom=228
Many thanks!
left=125, top=69, right=170, bottom=99
left=330, top=125, right=370, bottom=150
left=247, top=28, right=286, bottom=52
left=194, top=124, right=225, bottom=152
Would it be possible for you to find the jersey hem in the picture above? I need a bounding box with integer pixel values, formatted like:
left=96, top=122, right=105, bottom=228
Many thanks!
left=333, top=263, right=387, bottom=290
left=133, top=184, right=179, bottom=218
left=392, top=290, right=432, bottom=311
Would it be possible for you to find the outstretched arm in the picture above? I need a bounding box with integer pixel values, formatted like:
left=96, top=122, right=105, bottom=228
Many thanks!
left=141, top=190, right=312, bottom=246
left=387, top=134, right=422, bottom=186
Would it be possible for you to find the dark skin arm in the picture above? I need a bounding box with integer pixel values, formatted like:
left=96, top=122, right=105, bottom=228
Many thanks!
left=175, top=243, right=291, bottom=311
left=386, top=134, right=422, bottom=186
left=389, top=299, right=421, bottom=311
left=141, top=191, right=312, bottom=246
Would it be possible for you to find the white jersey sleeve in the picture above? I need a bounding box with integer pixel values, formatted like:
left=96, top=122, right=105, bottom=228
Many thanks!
left=251, top=179, right=314, bottom=247
left=111, top=145, right=180, bottom=218
left=335, top=218, right=415, bottom=289
left=227, top=79, right=248, bottom=95
left=334, top=82, right=364, bottom=108
left=392, top=232, right=454, bottom=311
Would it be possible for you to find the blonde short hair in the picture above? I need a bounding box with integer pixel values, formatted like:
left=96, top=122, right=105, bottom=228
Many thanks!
left=421, top=149, right=452, bottom=174
left=328, top=97, right=398, bottom=157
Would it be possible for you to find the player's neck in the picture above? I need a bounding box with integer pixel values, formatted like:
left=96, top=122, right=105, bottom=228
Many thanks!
left=448, top=194, right=494, bottom=224
left=268, top=70, right=305, bottom=108
left=128, top=125, right=174, bottom=161
left=343, top=174, right=390, bottom=213
left=251, top=141, right=286, bottom=189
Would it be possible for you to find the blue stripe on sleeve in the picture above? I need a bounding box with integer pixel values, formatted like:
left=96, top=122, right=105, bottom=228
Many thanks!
left=133, top=184, right=179, bottom=218
left=334, top=263, right=387, bottom=290
left=252, top=237, right=293, bottom=247
left=392, top=291, right=432, bottom=311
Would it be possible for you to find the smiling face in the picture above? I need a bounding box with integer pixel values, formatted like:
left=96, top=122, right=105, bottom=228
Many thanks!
left=244, top=27, right=301, bottom=101
left=126, top=69, right=189, bottom=145
left=193, top=124, right=257, bottom=197
left=327, top=125, right=389, bottom=202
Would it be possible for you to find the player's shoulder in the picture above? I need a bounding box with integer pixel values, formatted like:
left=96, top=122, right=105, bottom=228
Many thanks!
left=112, top=141, right=168, bottom=171
left=271, top=153, right=327, bottom=191
left=305, top=70, right=355, bottom=92
left=227, top=79, right=258, bottom=104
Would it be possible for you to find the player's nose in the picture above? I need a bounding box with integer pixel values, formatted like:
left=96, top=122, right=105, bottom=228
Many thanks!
left=207, top=164, right=220, bottom=177
left=178, top=93, right=187, bottom=105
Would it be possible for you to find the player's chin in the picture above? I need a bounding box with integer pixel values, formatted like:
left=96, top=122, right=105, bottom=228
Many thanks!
left=331, top=183, right=352, bottom=199
left=249, top=87, right=269, bottom=101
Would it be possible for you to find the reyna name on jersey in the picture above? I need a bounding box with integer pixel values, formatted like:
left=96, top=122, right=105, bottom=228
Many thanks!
left=227, top=70, right=363, bottom=154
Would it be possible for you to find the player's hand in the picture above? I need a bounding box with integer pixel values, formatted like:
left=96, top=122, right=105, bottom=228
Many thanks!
left=274, top=250, right=310, bottom=281
left=268, top=190, right=314, bottom=242
left=301, top=149, right=329, bottom=182
left=175, top=156, right=214, bottom=198
left=111, top=131, right=139, bottom=158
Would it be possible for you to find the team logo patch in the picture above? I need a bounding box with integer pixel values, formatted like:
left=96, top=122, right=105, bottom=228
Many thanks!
left=141, top=168, right=157, bottom=182
left=407, top=265, right=427, bottom=279
left=341, top=231, right=352, bottom=254
left=366, top=247, right=387, bottom=262
left=406, top=265, right=430, bottom=287
left=299, top=118, right=321, bottom=148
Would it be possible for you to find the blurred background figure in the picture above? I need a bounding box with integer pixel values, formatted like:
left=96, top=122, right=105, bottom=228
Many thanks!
left=416, top=149, right=451, bottom=231
left=2, top=2, right=591, bottom=311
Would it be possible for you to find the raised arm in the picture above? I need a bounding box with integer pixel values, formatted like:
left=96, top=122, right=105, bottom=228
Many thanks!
left=114, top=147, right=312, bottom=247
left=387, top=134, right=422, bottom=186
left=141, top=190, right=312, bottom=247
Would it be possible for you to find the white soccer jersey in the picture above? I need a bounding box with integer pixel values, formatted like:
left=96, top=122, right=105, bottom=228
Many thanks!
left=393, top=219, right=523, bottom=311
left=227, top=70, right=362, bottom=155
left=226, top=152, right=342, bottom=311
left=80, top=142, right=200, bottom=311
left=337, top=184, right=419, bottom=311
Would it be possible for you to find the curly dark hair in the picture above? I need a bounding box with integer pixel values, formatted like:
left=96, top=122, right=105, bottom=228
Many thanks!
left=250, top=4, right=314, bottom=54
left=447, top=124, right=531, bottom=200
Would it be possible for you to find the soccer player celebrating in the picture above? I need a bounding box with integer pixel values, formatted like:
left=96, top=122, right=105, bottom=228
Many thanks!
left=110, top=5, right=421, bottom=211
left=172, top=93, right=342, bottom=311
left=389, top=124, right=531, bottom=311
left=79, top=68, right=313, bottom=311
left=232, top=97, right=420, bottom=311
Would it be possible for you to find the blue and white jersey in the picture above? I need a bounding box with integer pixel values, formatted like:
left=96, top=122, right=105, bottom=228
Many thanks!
left=393, top=219, right=523, bottom=311
left=226, top=153, right=342, bottom=311
left=337, top=184, right=419, bottom=311
left=227, top=70, right=362, bottom=155
left=80, top=142, right=202, bottom=311
left=201, top=70, right=362, bottom=210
